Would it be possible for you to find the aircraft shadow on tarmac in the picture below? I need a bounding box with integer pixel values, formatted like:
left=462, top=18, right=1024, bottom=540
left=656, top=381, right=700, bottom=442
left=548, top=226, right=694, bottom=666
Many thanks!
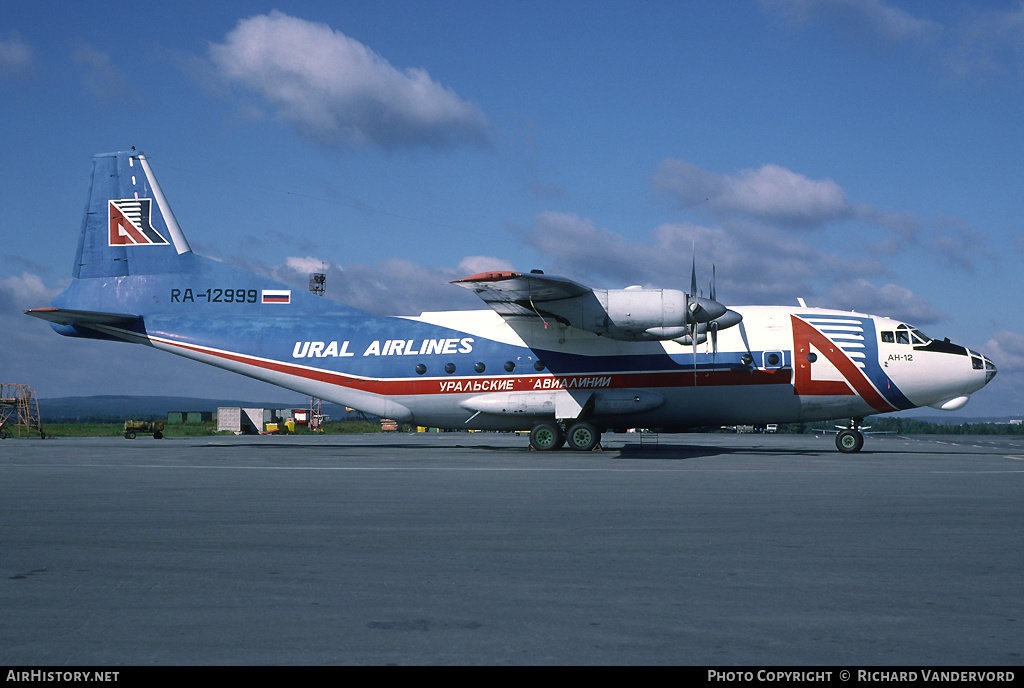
left=197, top=439, right=829, bottom=461
left=613, top=443, right=830, bottom=460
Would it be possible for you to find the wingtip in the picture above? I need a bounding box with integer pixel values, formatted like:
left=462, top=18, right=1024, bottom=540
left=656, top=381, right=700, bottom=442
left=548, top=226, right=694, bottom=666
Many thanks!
left=451, top=271, right=522, bottom=284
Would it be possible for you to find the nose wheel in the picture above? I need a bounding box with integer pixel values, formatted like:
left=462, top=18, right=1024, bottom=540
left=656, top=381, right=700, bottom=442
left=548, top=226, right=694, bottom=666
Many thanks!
left=835, top=427, right=864, bottom=453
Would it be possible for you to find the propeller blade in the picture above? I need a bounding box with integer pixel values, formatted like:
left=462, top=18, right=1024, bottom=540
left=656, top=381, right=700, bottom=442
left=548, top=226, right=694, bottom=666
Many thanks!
left=710, top=320, right=718, bottom=369
left=714, top=309, right=743, bottom=331
left=693, top=323, right=698, bottom=384
left=738, top=320, right=755, bottom=368
left=690, top=243, right=698, bottom=297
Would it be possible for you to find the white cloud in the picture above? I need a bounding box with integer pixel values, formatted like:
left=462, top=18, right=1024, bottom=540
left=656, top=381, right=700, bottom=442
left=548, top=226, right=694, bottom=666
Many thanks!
left=865, top=209, right=993, bottom=273
left=510, top=211, right=888, bottom=307
left=209, top=11, right=491, bottom=150
left=283, top=256, right=336, bottom=275
left=653, top=159, right=852, bottom=228
left=825, top=278, right=943, bottom=325
left=511, top=211, right=665, bottom=285
left=761, top=0, right=940, bottom=43
left=0, top=272, right=58, bottom=313
left=763, top=0, right=1024, bottom=84
left=260, top=255, right=479, bottom=315
left=945, top=3, right=1024, bottom=81
left=654, top=158, right=992, bottom=273
left=456, top=256, right=517, bottom=276
left=982, top=331, right=1024, bottom=373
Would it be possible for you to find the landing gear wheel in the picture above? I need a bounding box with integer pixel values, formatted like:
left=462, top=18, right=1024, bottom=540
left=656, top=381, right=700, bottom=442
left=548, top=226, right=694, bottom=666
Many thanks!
left=529, top=422, right=563, bottom=451
left=566, top=421, right=600, bottom=451
left=836, top=428, right=864, bottom=454
left=127, top=431, right=136, bottom=440
left=154, top=431, right=163, bottom=440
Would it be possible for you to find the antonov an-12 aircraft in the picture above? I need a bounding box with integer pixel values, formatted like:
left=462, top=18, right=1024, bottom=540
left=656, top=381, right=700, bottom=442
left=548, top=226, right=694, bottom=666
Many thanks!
left=27, top=151, right=997, bottom=452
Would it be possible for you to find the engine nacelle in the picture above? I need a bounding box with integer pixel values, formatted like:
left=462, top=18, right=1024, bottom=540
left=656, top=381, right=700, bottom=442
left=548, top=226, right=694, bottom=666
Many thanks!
left=540, top=288, right=727, bottom=341
left=603, top=288, right=690, bottom=332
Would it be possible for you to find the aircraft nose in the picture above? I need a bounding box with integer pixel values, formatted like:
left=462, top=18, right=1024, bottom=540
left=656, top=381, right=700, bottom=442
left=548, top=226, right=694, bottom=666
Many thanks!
left=984, top=356, right=997, bottom=385
left=969, top=349, right=997, bottom=385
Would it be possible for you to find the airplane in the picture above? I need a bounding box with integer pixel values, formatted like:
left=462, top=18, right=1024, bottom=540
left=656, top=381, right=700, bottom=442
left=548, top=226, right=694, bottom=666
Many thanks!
left=26, top=150, right=998, bottom=453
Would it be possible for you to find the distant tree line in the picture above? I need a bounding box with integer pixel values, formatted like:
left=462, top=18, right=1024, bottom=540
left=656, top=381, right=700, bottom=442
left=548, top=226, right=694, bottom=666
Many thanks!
left=779, top=417, right=1024, bottom=436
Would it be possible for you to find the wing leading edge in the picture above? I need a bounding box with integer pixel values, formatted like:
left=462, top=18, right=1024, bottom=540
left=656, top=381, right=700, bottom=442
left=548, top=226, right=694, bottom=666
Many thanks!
left=452, top=271, right=591, bottom=319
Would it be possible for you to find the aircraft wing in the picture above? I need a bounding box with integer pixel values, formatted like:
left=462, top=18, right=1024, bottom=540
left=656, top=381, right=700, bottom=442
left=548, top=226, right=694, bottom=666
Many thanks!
left=451, top=271, right=592, bottom=319
left=24, top=307, right=141, bottom=327
left=452, top=270, right=738, bottom=342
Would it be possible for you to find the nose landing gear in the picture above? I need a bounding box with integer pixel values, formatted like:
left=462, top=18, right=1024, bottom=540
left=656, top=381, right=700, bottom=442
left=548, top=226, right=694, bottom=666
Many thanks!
left=835, top=418, right=864, bottom=453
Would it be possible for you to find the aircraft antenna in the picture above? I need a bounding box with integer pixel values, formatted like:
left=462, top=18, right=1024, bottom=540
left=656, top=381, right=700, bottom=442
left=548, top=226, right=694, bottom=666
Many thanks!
left=309, top=271, right=326, bottom=296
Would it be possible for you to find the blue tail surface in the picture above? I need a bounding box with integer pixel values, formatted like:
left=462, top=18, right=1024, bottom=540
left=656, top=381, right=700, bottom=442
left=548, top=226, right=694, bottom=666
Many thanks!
left=28, top=150, right=349, bottom=338
left=74, top=150, right=193, bottom=279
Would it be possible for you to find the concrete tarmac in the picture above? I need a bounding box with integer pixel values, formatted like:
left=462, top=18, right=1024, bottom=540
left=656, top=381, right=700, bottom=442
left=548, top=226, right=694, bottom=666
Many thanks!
left=2, top=432, right=1022, bottom=666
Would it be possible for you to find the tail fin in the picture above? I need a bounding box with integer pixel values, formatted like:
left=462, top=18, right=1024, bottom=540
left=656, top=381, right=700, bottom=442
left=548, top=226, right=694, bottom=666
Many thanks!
left=28, top=149, right=344, bottom=338
left=73, top=150, right=193, bottom=278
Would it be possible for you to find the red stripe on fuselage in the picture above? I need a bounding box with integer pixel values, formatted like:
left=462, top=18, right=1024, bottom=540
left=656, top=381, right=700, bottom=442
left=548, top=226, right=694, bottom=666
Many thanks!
left=130, top=330, right=792, bottom=397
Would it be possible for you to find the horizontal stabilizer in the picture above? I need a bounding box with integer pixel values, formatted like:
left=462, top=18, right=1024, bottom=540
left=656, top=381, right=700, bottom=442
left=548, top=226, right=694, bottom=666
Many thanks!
left=24, top=307, right=140, bottom=326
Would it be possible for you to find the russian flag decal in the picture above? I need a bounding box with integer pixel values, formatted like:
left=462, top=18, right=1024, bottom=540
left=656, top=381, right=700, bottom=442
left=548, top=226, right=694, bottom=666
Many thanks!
left=261, top=289, right=291, bottom=304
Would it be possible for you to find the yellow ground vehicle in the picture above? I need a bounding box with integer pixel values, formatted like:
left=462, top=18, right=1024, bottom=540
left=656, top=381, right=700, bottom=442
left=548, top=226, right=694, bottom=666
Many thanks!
left=124, top=420, right=164, bottom=439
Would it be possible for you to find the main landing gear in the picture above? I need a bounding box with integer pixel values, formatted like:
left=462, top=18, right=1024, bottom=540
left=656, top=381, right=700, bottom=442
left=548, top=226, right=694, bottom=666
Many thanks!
left=835, top=418, right=864, bottom=454
left=529, top=420, right=601, bottom=452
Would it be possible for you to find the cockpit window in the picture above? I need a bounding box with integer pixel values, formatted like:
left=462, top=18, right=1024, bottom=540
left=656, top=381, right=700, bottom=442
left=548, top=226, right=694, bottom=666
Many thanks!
left=886, top=324, right=932, bottom=346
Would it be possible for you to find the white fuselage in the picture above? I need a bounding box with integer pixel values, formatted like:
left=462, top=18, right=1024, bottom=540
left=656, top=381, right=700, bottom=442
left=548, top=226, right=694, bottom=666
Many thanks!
left=136, top=304, right=992, bottom=431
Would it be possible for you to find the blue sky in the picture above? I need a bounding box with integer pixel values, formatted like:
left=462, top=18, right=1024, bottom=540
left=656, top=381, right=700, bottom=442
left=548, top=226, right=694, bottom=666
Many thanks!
left=2, top=1, right=1022, bottom=417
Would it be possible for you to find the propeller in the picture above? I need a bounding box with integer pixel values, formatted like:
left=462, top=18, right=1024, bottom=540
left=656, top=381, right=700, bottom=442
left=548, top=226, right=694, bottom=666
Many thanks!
left=686, top=255, right=727, bottom=324
left=681, top=250, right=744, bottom=375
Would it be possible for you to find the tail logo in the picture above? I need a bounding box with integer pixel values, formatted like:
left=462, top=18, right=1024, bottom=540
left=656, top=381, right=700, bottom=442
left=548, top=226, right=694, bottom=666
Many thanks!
left=109, top=199, right=169, bottom=246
